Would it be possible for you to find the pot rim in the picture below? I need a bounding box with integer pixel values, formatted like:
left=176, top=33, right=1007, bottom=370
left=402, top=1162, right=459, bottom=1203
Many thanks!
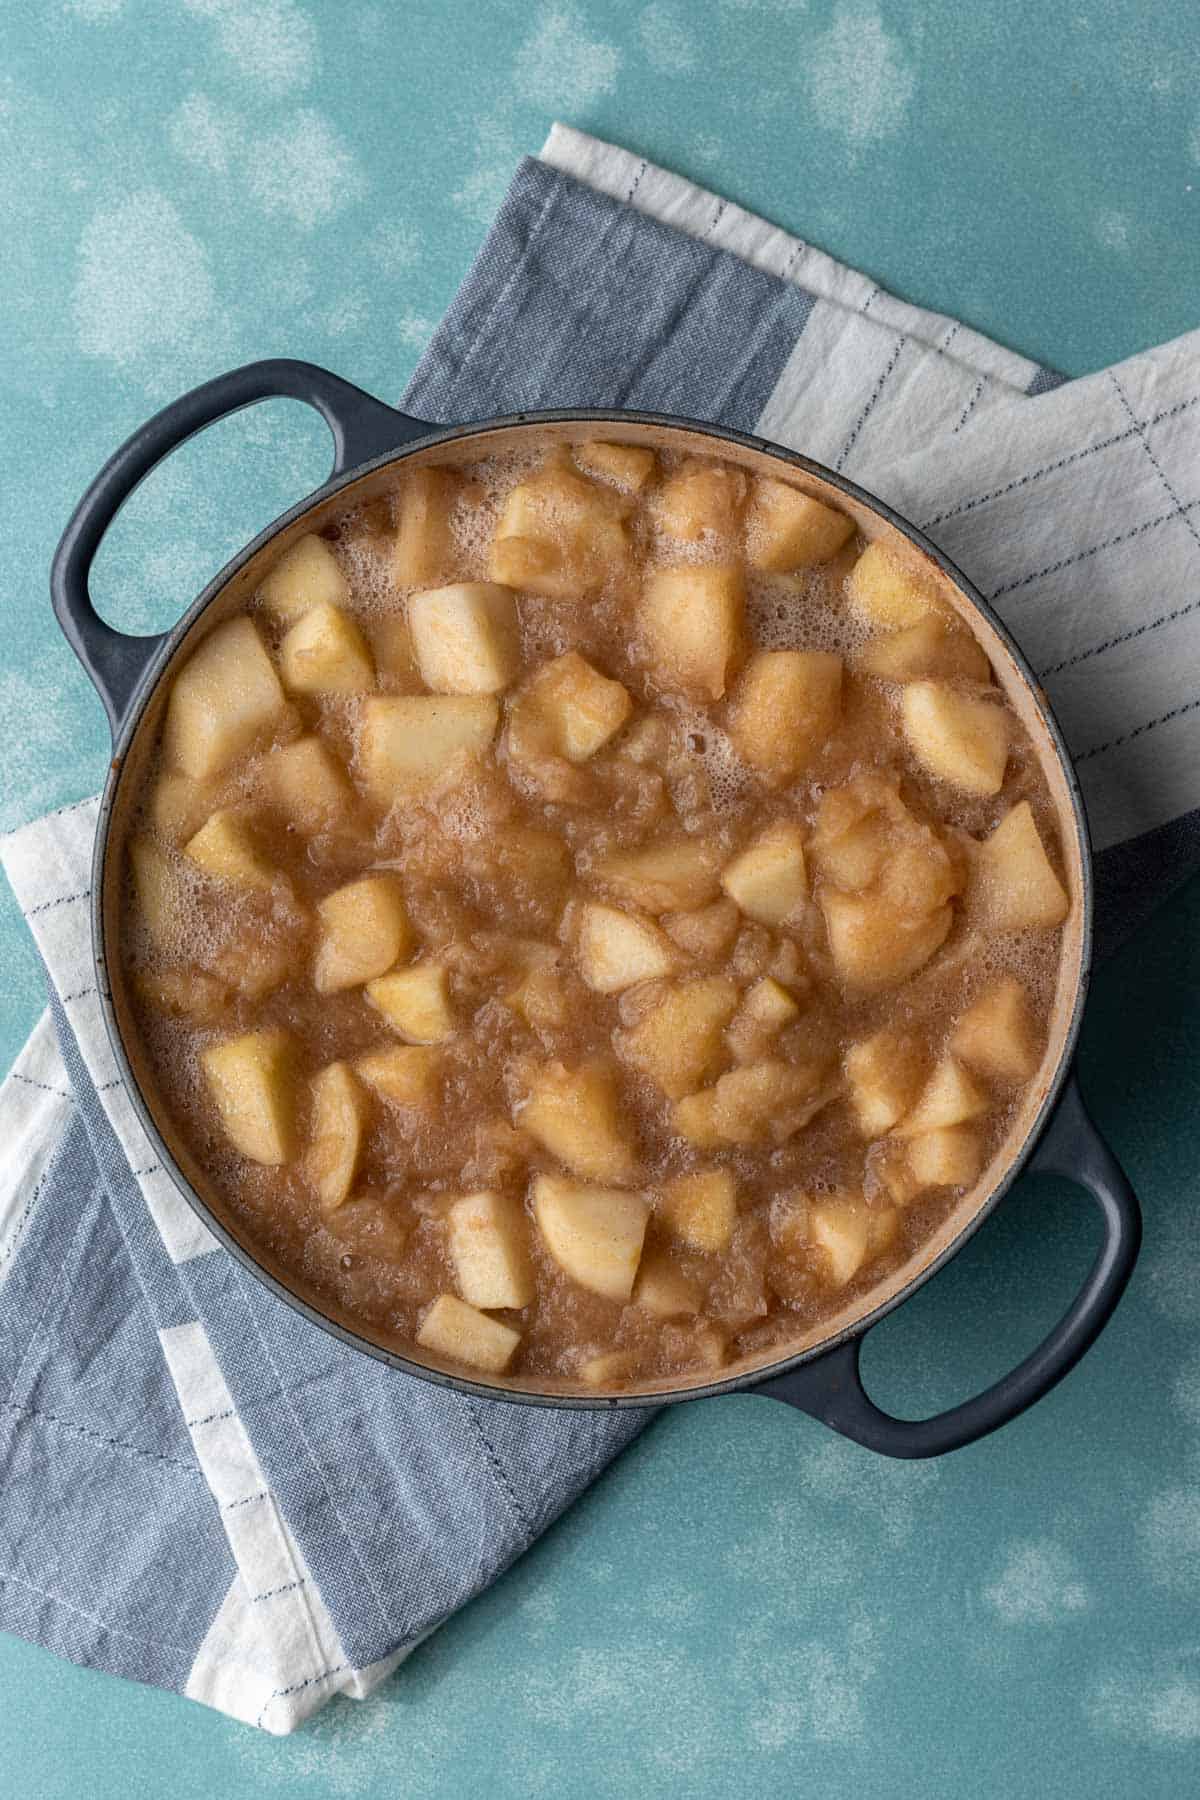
left=90, top=405, right=1094, bottom=1410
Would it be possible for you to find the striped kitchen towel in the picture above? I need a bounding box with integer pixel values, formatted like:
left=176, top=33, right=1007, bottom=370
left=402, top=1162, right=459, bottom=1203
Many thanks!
left=1, top=125, right=1197, bottom=1732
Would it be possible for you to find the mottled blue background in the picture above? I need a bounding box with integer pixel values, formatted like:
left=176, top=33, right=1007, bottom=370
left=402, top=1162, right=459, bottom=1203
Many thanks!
left=2, top=1, right=1199, bottom=1794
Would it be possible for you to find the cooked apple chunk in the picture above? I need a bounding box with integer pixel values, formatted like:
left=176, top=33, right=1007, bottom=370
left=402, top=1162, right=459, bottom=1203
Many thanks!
left=846, top=542, right=941, bottom=629
left=416, top=1294, right=521, bottom=1375
left=658, top=1168, right=737, bottom=1253
left=393, top=467, right=457, bottom=586
left=258, top=532, right=348, bottom=623
left=446, top=1190, right=534, bottom=1310
left=952, top=977, right=1040, bottom=1081
left=578, top=1348, right=639, bottom=1387
left=532, top=1174, right=650, bottom=1301
left=355, top=1045, right=440, bottom=1108
left=150, top=772, right=222, bottom=843
left=618, top=976, right=739, bottom=1100
left=129, top=836, right=187, bottom=953
left=639, top=565, right=744, bottom=700
left=844, top=1030, right=928, bottom=1137
left=907, top=1125, right=984, bottom=1189
left=164, top=618, right=289, bottom=780
left=747, top=479, right=855, bottom=571
left=360, top=695, right=500, bottom=802
left=517, top=1061, right=637, bottom=1185
left=726, top=977, right=801, bottom=1062
left=856, top=615, right=991, bottom=683
left=591, top=839, right=720, bottom=913
left=821, top=890, right=953, bottom=991
left=574, top=441, right=656, bottom=491
left=313, top=874, right=412, bottom=994
left=809, top=1199, right=870, bottom=1286
left=721, top=822, right=808, bottom=924
left=366, top=964, right=454, bottom=1042
left=901, top=682, right=1009, bottom=796
left=490, top=458, right=631, bottom=598
left=408, top=582, right=518, bottom=695
left=969, top=802, right=1070, bottom=930
left=260, top=736, right=355, bottom=834
left=136, top=965, right=230, bottom=1024
left=577, top=903, right=676, bottom=994
left=662, top=897, right=741, bottom=961
left=895, top=1056, right=989, bottom=1136
left=633, top=1249, right=703, bottom=1318
left=655, top=460, right=746, bottom=541
left=305, top=1061, right=369, bottom=1212
left=184, top=809, right=276, bottom=891
left=727, top=650, right=842, bottom=785
left=209, top=929, right=295, bottom=1003
left=202, top=1028, right=297, bottom=1164
left=674, top=1059, right=835, bottom=1148
left=371, top=612, right=420, bottom=688
left=508, top=652, right=632, bottom=763
left=279, top=600, right=374, bottom=696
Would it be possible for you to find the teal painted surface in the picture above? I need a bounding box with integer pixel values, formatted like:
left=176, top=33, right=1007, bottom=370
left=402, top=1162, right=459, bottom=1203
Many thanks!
left=1, top=0, right=1198, bottom=1793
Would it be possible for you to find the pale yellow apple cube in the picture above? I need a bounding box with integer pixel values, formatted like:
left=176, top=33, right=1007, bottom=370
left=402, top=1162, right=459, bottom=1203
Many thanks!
left=366, top=964, right=454, bottom=1043
left=184, top=809, right=277, bottom=891
left=136, top=966, right=230, bottom=1024
left=844, top=1030, right=928, bottom=1137
left=164, top=618, right=288, bottom=779
left=394, top=467, right=457, bottom=587
left=577, top=904, right=676, bottom=994
left=260, top=736, right=355, bottom=835
left=821, top=890, right=953, bottom=990
left=907, top=1126, right=985, bottom=1188
left=856, top=615, right=991, bottom=683
left=202, top=1028, right=297, bottom=1165
left=279, top=600, right=374, bottom=696
left=655, top=460, right=746, bottom=541
left=407, top=582, right=519, bottom=695
left=490, top=459, right=631, bottom=598
left=727, top=650, right=842, bottom=784
left=149, top=772, right=221, bottom=843
left=305, top=1061, right=369, bottom=1212
left=578, top=1349, right=639, bottom=1387
left=639, top=565, right=744, bottom=700
left=846, top=542, right=941, bottom=628
left=658, top=1168, right=738, bottom=1253
left=970, top=802, right=1070, bottom=930
left=531, top=1174, right=650, bottom=1301
left=810, top=1200, right=871, bottom=1286
left=591, top=839, right=721, bottom=913
left=355, top=1044, right=441, bottom=1108
left=258, top=532, right=348, bottom=622
left=633, top=1248, right=703, bottom=1318
left=371, top=612, right=421, bottom=687
left=209, top=931, right=295, bottom=1004
left=617, top=976, right=739, bottom=1100
left=511, top=652, right=632, bottom=762
left=725, top=977, right=800, bottom=1062
left=747, top=478, right=855, bottom=571
left=574, top=441, right=656, bottom=491
left=517, top=1062, right=637, bottom=1185
left=359, top=695, right=499, bottom=803
left=661, top=898, right=741, bottom=960
left=952, top=976, right=1040, bottom=1081
left=314, top=874, right=412, bottom=994
left=416, top=1294, right=521, bottom=1375
left=895, top=1056, right=989, bottom=1136
left=721, top=822, right=808, bottom=924
left=130, top=836, right=186, bottom=953
left=901, top=681, right=1009, bottom=796
left=446, top=1190, right=534, bottom=1310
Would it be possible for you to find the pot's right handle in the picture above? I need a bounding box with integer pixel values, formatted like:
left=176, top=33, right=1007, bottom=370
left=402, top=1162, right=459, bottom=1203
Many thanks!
left=51, top=358, right=435, bottom=738
left=752, top=1075, right=1140, bottom=1458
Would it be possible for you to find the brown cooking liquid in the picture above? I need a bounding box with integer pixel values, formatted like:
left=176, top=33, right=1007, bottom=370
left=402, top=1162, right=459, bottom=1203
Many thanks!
left=121, top=443, right=1068, bottom=1390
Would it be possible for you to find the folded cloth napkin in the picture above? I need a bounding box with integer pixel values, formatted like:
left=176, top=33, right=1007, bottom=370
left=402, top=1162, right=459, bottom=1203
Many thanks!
left=2, top=124, right=1198, bottom=1733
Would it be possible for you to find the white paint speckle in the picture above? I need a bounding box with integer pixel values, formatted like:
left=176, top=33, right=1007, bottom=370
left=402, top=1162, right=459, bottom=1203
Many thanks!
left=184, top=0, right=317, bottom=97
left=73, top=189, right=215, bottom=366
left=1095, top=210, right=1131, bottom=252
left=639, top=2, right=697, bottom=74
left=792, top=1431, right=940, bottom=1547
left=514, top=5, right=621, bottom=111
left=1137, top=1484, right=1200, bottom=1595
left=64, top=0, right=125, bottom=18
left=397, top=311, right=436, bottom=350
left=982, top=1539, right=1091, bottom=1624
left=0, top=651, right=95, bottom=832
left=245, top=108, right=364, bottom=229
left=805, top=2, right=916, bottom=152
left=366, top=220, right=420, bottom=275
left=167, top=92, right=241, bottom=175
left=1172, top=1353, right=1200, bottom=1428
left=1086, top=1664, right=1200, bottom=1745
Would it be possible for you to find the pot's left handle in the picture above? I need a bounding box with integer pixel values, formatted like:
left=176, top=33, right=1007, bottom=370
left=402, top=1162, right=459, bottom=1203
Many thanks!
left=51, top=358, right=435, bottom=738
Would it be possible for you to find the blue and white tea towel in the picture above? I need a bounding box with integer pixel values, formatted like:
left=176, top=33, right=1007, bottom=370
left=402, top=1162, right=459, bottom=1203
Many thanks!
left=1, top=124, right=1198, bottom=1732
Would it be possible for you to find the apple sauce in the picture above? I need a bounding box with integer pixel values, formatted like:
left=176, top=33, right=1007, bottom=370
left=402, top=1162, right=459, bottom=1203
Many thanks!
left=120, top=438, right=1071, bottom=1391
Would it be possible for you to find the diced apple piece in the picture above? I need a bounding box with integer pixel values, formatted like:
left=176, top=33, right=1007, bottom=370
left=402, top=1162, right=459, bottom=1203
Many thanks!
left=856, top=615, right=991, bottom=683
left=846, top=542, right=941, bottom=629
left=509, top=652, right=632, bottom=763
left=901, top=681, right=1008, bottom=796
left=506, top=964, right=570, bottom=1031
left=639, top=565, right=744, bottom=700
left=591, top=839, right=721, bottom=913
left=258, top=532, right=348, bottom=622
left=844, top=1030, right=928, bottom=1137
left=747, top=478, right=855, bottom=571
left=907, top=1126, right=985, bottom=1188
left=130, top=836, right=186, bottom=952
left=202, top=1028, right=297, bottom=1164
left=393, top=467, right=457, bottom=587
left=490, top=459, right=631, bottom=598
left=359, top=695, right=499, bottom=802
left=574, top=441, right=656, bottom=491
left=408, top=582, right=518, bottom=695
left=305, top=1061, right=369, bottom=1213
left=260, top=736, right=355, bottom=834
left=726, top=977, right=800, bottom=1062
left=617, top=977, right=739, bottom=1100
left=366, top=964, right=454, bottom=1042
left=662, top=898, right=741, bottom=961
left=325, top=1193, right=412, bottom=1262
left=417, top=1294, right=521, bottom=1375
left=314, top=874, right=411, bottom=994
left=184, top=809, right=276, bottom=891
left=970, top=802, right=1070, bottom=930
left=721, top=822, right=808, bottom=924
left=577, top=904, right=676, bottom=993
left=727, top=650, right=842, bottom=784
left=371, top=612, right=420, bottom=686
left=279, top=600, right=374, bottom=696
left=671, top=1087, right=724, bottom=1149
left=821, top=890, right=953, bottom=991
left=355, top=1045, right=440, bottom=1108
left=658, top=1168, right=738, bottom=1253
left=675, top=1059, right=836, bottom=1148
left=895, top=1056, right=989, bottom=1136
left=517, top=1062, right=637, bottom=1185
left=810, top=1200, right=870, bottom=1286
left=446, top=1190, right=534, bottom=1310
left=209, top=930, right=295, bottom=1003
left=578, top=1348, right=639, bottom=1387
left=136, top=966, right=230, bottom=1024
left=952, top=977, right=1041, bottom=1081
left=633, top=1249, right=703, bottom=1318
left=872, top=1141, right=925, bottom=1207
left=164, top=618, right=288, bottom=780
left=149, top=772, right=221, bottom=843
left=868, top=1206, right=901, bottom=1258
left=655, top=460, right=746, bottom=541
left=532, top=1174, right=649, bottom=1302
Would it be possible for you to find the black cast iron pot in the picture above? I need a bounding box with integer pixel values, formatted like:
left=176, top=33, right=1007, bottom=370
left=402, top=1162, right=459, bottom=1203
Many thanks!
left=51, top=359, right=1141, bottom=1458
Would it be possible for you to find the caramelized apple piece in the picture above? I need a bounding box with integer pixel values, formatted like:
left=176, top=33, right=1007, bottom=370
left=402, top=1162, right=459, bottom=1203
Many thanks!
left=517, top=1061, right=637, bottom=1185
left=360, top=695, right=499, bottom=803
left=532, top=1174, right=649, bottom=1301
left=446, top=1190, right=534, bottom=1310
left=617, top=976, right=739, bottom=1100
left=136, top=966, right=230, bottom=1024
left=305, top=1061, right=369, bottom=1212
left=149, top=771, right=222, bottom=843
left=639, top=565, right=744, bottom=700
left=129, top=836, right=186, bottom=953
left=313, top=875, right=411, bottom=994
left=366, top=965, right=455, bottom=1043
left=846, top=542, right=941, bottom=628
left=894, top=1056, right=989, bottom=1136
left=747, top=478, right=855, bottom=571
left=856, top=615, right=990, bottom=683
left=844, top=1030, right=928, bottom=1137
left=574, top=441, right=656, bottom=491
left=507, top=652, right=632, bottom=763
left=655, top=460, right=746, bottom=541
left=184, top=809, right=276, bottom=891
left=907, top=1126, right=985, bottom=1189
left=952, top=977, right=1041, bottom=1081
left=280, top=600, right=374, bottom=696
left=725, top=976, right=801, bottom=1062
left=355, top=1045, right=441, bottom=1108
left=633, top=1248, right=703, bottom=1318
left=721, top=822, right=808, bottom=924
left=260, top=736, right=356, bottom=835
left=809, top=1198, right=871, bottom=1286
left=164, top=618, right=289, bottom=780
left=820, top=890, right=953, bottom=991
left=591, top=839, right=721, bottom=913
left=259, top=532, right=348, bottom=622
left=658, top=1168, right=738, bottom=1253
left=393, top=467, right=457, bottom=586
left=417, top=1294, right=521, bottom=1374
left=576, top=904, right=676, bottom=994
left=901, top=682, right=1009, bottom=796
left=674, top=1059, right=836, bottom=1147
left=727, top=650, right=842, bottom=784
left=490, top=457, right=631, bottom=598
left=202, top=1028, right=297, bottom=1164
left=969, top=802, right=1070, bottom=930
left=408, top=582, right=519, bottom=695
left=661, top=897, right=741, bottom=961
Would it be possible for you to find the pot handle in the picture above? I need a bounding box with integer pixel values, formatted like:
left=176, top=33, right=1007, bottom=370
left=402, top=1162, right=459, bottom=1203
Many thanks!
left=51, top=358, right=434, bottom=737
left=751, top=1074, right=1140, bottom=1458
